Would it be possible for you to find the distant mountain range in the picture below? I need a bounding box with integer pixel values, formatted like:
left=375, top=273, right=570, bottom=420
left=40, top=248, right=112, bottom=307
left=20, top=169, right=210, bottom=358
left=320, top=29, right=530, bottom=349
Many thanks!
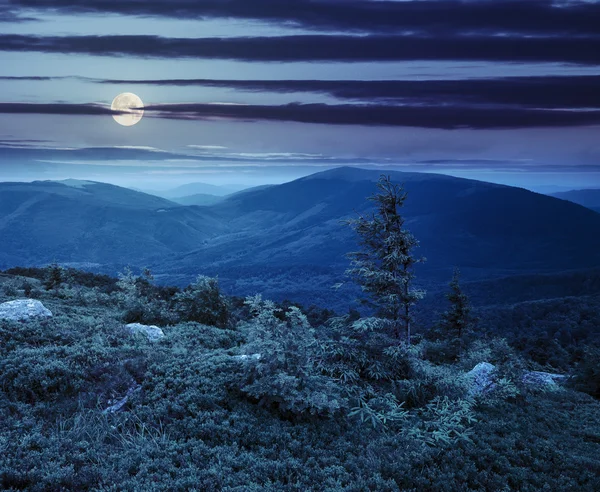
left=171, top=193, right=225, bottom=206
left=146, top=182, right=250, bottom=199
left=0, top=179, right=226, bottom=268
left=1, top=168, right=600, bottom=309
left=551, top=189, right=600, bottom=213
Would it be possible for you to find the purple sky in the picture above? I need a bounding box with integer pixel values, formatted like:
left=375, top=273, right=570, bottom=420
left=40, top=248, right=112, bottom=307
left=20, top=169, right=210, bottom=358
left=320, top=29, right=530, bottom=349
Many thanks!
left=1, top=0, right=599, bottom=192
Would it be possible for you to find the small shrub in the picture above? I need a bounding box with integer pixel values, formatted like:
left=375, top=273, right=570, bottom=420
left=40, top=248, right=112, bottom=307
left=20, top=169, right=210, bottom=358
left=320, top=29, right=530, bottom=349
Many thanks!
left=238, top=295, right=347, bottom=417
left=570, top=345, right=600, bottom=398
left=173, top=276, right=229, bottom=327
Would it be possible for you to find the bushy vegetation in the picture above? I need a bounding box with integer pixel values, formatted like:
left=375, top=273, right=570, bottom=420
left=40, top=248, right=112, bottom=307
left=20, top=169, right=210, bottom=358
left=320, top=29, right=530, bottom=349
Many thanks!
left=1, top=175, right=599, bottom=490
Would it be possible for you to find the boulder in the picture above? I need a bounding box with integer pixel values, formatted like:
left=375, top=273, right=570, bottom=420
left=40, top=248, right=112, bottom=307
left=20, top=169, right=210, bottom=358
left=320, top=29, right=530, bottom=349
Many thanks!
left=0, top=299, right=53, bottom=321
left=126, top=323, right=165, bottom=342
left=466, top=362, right=497, bottom=396
left=233, top=353, right=262, bottom=362
left=465, top=362, right=567, bottom=397
left=522, top=370, right=567, bottom=388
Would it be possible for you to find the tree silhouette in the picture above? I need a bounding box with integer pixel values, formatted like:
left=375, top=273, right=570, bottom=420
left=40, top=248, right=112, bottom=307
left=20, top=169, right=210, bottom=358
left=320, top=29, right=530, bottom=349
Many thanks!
left=346, top=175, right=425, bottom=344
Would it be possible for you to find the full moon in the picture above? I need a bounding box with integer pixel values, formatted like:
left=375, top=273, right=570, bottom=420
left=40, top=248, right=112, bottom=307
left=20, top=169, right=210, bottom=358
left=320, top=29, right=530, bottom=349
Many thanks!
left=111, top=92, right=144, bottom=127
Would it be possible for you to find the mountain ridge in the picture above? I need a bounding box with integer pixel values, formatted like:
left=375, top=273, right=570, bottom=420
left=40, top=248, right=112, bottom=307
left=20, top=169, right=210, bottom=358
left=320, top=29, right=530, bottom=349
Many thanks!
left=552, top=188, right=600, bottom=213
left=2, top=167, right=600, bottom=309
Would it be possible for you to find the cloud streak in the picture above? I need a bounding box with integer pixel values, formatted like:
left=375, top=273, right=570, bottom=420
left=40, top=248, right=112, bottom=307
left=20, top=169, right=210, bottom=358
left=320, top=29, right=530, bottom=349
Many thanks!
left=3, top=75, right=598, bottom=110
left=143, top=102, right=600, bottom=129
left=0, top=102, right=137, bottom=116
left=0, top=103, right=113, bottom=115
left=92, top=75, right=600, bottom=109
left=2, top=33, right=600, bottom=64
left=7, top=0, right=600, bottom=36
left=3, top=101, right=599, bottom=130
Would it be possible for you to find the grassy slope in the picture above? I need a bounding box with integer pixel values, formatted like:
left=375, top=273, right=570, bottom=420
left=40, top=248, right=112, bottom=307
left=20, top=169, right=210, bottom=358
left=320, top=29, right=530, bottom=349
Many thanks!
left=1, top=272, right=600, bottom=490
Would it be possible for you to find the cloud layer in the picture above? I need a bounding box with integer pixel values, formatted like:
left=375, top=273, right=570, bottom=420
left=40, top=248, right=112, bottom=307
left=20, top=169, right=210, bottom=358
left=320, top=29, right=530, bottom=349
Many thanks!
left=2, top=0, right=600, bottom=177
left=3, top=101, right=599, bottom=130
left=2, top=33, right=600, bottom=64
left=90, top=75, right=599, bottom=109
left=7, top=0, right=600, bottom=35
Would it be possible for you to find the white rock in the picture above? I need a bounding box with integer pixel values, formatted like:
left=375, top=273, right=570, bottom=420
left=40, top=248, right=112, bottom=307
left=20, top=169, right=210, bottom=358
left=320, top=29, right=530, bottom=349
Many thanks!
left=0, top=299, right=53, bottom=322
left=522, top=371, right=567, bottom=387
left=233, top=353, right=262, bottom=361
left=126, top=323, right=165, bottom=341
left=466, top=362, right=497, bottom=396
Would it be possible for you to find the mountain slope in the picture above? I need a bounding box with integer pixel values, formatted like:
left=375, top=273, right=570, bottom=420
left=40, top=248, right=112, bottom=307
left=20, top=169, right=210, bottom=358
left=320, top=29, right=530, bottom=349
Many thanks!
left=153, top=182, right=249, bottom=199
left=2, top=168, right=600, bottom=309
left=0, top=181, right=227, bottom=267
left=154, top=167, right=600, bottom=306
left=5, top=180, right=179, bottom=210
left=170, top=167, right=600, bottom=271
left=172, top=193, right=224, bottom=206
left=552, top=189, right=600, bottom=213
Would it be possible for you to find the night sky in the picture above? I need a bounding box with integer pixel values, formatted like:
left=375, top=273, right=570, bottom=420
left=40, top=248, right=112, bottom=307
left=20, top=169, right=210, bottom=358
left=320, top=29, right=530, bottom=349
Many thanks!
left=1, top=0, right=599, bottom=191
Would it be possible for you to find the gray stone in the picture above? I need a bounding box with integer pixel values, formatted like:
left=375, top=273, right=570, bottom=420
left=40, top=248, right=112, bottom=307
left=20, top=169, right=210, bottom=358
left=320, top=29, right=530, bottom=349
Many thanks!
left=466, top=362, right=497, bottom=396
left=465, top=362, right=567, bottom=397
left=0, top=299, right=53, bottom=321
left=522, top=370, right=567, bottom=387
left=103, top=384, right=141, bottom=414
left=126, top=323, right=165, bottom=341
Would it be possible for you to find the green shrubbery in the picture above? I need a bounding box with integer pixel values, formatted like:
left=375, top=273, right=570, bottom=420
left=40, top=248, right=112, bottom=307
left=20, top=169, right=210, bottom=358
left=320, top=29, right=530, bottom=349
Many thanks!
left=237, top=295, right=347, bottom=417
left=570, top=345, right=600, bottom=398
left=1, top=268, right=600, bottom=490
left=173, top=275, right=230, bottom=327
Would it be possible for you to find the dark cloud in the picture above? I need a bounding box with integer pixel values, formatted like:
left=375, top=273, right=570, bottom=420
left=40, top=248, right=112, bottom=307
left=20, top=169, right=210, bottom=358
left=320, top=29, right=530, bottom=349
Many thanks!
left=96, top=75, right=600, bottom=109
left=2, top=33, right=600, bottom=64
left=3, top=100, right=599, bottom=130
left=0, top=6, right=37, bottom=22
left=0, top=103, right=124, bottom=116
left=0, top=75, right=57, bottom=81
left=0, top=138, right=53, bottom=146
left=139, top=102, right=600, bottom=129
left=7, top=0, right=600, bottom=35
left=4, top=74, right=598, bottom=110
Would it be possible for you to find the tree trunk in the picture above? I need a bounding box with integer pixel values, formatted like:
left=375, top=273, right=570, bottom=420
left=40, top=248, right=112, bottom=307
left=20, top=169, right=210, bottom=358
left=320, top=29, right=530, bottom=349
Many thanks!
left=405, top=305, right=411, bottom=345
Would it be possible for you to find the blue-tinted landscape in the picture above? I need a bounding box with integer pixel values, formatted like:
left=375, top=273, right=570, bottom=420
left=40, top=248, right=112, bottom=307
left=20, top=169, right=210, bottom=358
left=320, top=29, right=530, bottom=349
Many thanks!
left=1, top=1, right=600, bottom=490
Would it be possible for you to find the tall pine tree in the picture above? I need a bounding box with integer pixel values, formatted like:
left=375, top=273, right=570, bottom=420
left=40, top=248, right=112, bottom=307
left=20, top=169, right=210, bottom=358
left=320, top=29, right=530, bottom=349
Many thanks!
left=346, top=175, right=425, bottom=344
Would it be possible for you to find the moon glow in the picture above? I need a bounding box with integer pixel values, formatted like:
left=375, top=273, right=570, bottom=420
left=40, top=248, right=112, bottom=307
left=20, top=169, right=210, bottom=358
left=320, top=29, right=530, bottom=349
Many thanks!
left=111, top=93, right=144, bottom=126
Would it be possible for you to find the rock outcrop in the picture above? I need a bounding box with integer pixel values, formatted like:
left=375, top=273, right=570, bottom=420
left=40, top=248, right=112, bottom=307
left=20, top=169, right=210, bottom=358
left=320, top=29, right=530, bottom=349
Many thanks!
left=466, top=362, right=497, bottom=396
left=466, top=362, right=567, bottom=396
left=0, top=299, right=53, bottom=321
left=126, top=323, right=165, bottom=342
left=522, top=371, right=568, bottom=387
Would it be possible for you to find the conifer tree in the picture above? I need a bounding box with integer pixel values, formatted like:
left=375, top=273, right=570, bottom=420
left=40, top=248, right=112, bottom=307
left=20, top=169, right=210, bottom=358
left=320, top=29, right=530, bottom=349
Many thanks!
left=346, top=175, right=425, bottom=344
left=440, top=268, right=474, bottom=341
left=44, top=263, right=64, bottom=291
left=174, top=275, right=229, bottom=327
